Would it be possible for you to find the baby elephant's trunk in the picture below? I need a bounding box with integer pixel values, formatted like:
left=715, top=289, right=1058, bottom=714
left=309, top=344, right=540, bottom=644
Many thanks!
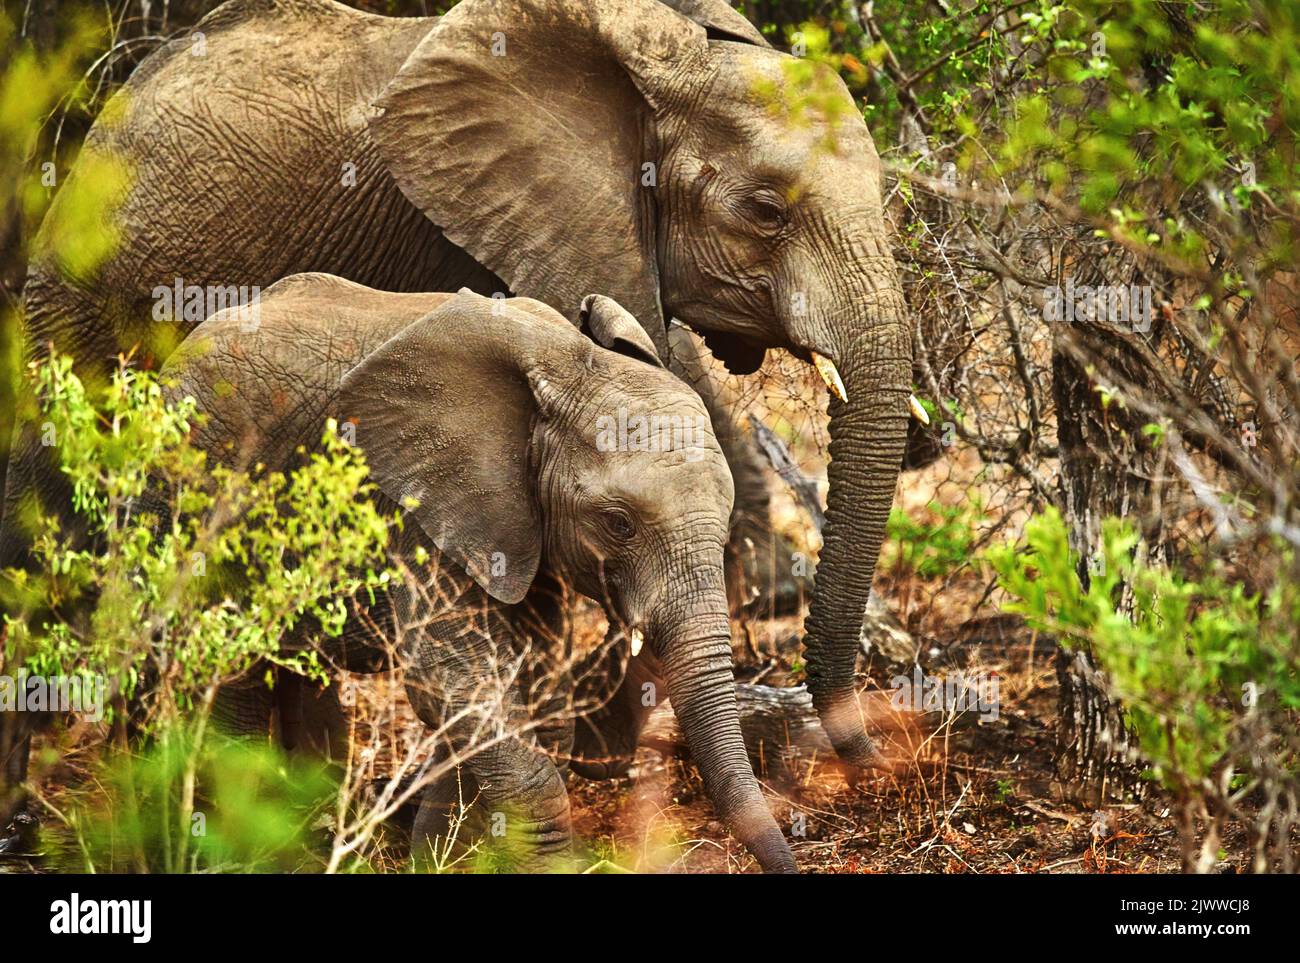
left=656, top=606, right=797, bottom=874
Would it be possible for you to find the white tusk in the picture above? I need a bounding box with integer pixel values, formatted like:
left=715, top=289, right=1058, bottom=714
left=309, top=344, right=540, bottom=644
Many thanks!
left=629, top=627, right=644, bottom=657
left=909, top=394, right=930, bottom=425
left=811, top=352, right=847, bottom=402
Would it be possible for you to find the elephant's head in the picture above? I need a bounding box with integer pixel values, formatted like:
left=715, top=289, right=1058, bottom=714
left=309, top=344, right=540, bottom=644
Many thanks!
left=337, top=289, right=796, bottom=872
left=370, top=0, right=910, bottom=769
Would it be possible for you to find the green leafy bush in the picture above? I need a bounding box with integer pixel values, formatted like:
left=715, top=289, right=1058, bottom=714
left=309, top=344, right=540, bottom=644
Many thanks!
left=884, top=499, right=983, bottom=580
left=2, top=353, right=396, bottom=871
left=3, top=353, right=395, bottom=715
left=987, top=508, right=1300, bottom=869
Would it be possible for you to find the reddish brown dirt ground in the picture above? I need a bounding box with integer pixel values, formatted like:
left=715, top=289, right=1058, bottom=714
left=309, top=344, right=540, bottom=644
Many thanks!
left=561, top=608, right=1195, bottom=874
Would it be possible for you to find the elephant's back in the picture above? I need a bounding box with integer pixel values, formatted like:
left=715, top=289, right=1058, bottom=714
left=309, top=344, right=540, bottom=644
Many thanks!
left=120, top=0, right=434, bottom=131
left=165, top=274, right=453, bottom=471
left=23, top=0, right=467, bottom=366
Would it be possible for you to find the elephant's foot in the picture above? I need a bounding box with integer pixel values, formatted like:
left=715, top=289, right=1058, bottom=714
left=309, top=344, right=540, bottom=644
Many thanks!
left=409, top=760, right=578, bottom=873
left=0, top=810, right=39, bottom=860
left=406, top=683, right=576, bottom=872
left=410, top=764, right=486, bottom=871
left=461, top=750, right=574, bottom=873
left=413, top=772, right=574, bottom=873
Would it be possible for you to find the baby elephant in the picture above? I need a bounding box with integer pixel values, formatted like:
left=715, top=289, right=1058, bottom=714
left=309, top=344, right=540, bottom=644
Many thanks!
left=162, top=274, right=795, bottom=873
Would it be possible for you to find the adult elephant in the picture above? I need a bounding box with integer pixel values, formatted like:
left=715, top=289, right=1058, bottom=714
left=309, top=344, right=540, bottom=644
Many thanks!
left=4, top=0, right=911, bottom=813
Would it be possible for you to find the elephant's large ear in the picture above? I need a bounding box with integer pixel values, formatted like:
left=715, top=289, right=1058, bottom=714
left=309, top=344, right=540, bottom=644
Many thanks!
left=578, top=294, right=662, bottom=368
left=656, top=0, right=769, bottom=46
left=336, top=291, right=544, bottom=604
left=370, top=0, right=712, bottom=360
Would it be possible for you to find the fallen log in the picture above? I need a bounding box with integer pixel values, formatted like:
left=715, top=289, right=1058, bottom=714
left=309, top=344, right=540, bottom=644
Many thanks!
left=643, top=677, right=993, bottom=784
left=642, top=683, right=834, bottom=781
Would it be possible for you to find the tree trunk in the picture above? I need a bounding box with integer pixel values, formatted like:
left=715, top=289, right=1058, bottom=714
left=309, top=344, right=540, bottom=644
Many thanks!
left=1050, top=306, right=1151, bottom=805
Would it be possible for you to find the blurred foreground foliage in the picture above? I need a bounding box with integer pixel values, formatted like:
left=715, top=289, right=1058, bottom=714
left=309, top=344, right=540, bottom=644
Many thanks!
left=2, top=353, right=395, bottom=872
left=0, top=6, right=128, bottom=473
left=45, top=732, right=338, bottom=873
left=3, top=353, right=395, bottom=719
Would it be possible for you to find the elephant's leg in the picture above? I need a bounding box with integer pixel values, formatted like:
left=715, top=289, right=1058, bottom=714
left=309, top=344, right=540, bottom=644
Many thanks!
left=410, top=748, right=485, bottom=871
left=665, top=326, right=809, bottom=617
left=409, top=574, right=577, bottom=868
left=508, top=572, right=577, bottom=779
left=462, top=740, right=571, bottom=871
left=402, top=584, right=573, bottom=871
left=275, top=670, right=348, bottom=761
left=211, top=674, right=276, bottom=740
left=272, top=595, right=408, bottom=764
left=0, top=712, right=33, bottom=833
left=569, top=640, right=661, bottom=781
left=406, top=680, right=571, bottom=871
left=409, top=687, right=575, bottom=870
left=528, top=691, right=576, bottom=781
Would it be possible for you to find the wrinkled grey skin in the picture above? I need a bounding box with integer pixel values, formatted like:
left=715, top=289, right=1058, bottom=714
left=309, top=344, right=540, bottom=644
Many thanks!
left=159, top=275, right=796, bottom=872
left=6, top=0, right=909, bottom=805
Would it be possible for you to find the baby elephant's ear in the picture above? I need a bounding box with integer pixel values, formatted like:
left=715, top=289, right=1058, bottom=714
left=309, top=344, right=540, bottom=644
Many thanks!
left=336, top=293, right=543, bottom=605
left=579, top=294, right=664, bottom=368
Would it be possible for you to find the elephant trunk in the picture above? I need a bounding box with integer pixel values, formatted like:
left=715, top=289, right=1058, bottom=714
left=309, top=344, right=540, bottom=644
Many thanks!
left=802, top=317, right=912, bottom=770
left=656, top=603, right=796, bottom=874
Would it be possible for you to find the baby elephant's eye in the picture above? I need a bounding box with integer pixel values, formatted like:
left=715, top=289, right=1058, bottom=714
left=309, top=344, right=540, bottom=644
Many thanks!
left=602, top=508, right=636, bottom=540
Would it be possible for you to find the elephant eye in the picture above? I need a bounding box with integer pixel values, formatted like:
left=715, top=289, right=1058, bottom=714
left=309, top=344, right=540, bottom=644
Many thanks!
left=739, top=191, right=788, bottom=231
left=602, top=507, right=636, bottom=540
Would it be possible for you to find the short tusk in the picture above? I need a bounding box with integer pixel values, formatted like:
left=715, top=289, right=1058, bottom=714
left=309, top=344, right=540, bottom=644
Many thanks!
left=811, top=352, right=847, bottom=402
left=909, top=394, right=930, bottom=425
left=629, top=627, right=644, bottom=657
